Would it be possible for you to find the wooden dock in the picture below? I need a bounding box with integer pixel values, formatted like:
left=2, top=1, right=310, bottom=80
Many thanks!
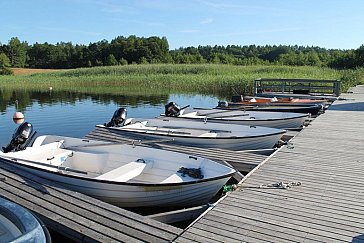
left=174, top=88, right=364, bottom=242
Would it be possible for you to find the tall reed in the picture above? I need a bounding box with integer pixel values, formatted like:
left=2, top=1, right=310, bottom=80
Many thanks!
left=1, top=64, right=363, bottom=97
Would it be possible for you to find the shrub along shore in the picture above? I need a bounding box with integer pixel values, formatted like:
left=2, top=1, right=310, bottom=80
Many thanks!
left=1, top=64, right=363, bottom=97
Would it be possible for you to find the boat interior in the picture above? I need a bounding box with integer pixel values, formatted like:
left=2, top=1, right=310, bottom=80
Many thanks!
left=113, top=120, right=234, bottom=138
left=1, top=136, right=234, bottom=185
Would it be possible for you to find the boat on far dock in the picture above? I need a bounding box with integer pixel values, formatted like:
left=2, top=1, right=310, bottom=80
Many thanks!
left=162, top=102, right=309, bottom=129
left=99, top=108, right=286, bottom=151
left=229, top=95, right=330, bottom=108
left=217, top=98, right=324, bottom=115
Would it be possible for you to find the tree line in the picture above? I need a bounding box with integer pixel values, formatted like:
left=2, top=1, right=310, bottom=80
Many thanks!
left=1, top=35, right=364, bottom=75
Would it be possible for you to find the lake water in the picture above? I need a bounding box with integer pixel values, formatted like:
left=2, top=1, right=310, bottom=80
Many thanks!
left=0, top=89, right=221, bottom=148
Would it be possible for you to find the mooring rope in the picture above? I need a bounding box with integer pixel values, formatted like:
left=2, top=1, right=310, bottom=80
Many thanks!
left=224, top=181, right=302, bottom=192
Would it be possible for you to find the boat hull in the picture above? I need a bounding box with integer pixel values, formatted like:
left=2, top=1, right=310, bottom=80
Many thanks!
left=0, top=157, right=231, bottom=207
left=229, top=100, right=328, bottom=107
left=217, top=105, right=323, bottom=115
left=0, top=197, right=50, bottom=243
left=104, top=126, right=284, bottom=150
left=173, top=109, right=308, bottom=129
left=165, top=116, right=306, bottom=129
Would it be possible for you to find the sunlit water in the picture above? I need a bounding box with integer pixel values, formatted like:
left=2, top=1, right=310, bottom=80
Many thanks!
left=0, top=90, right=221, bottom=148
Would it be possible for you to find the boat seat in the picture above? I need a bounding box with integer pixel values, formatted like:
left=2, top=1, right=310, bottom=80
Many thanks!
left=18, top=142, right=72, bottom=167
left=42, top=149, right=73, bottom=166
left=161, top=173, right=185, bottom=183
left=32, top=138, right=64, bottom=148
left=95, top=161, right=146, bottom=182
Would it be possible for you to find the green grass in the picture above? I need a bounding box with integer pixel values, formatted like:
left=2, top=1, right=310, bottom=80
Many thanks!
left=1, top=64, right=363, bottom=97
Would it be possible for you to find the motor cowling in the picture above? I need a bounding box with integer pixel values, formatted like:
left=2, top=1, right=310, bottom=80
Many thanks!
left=2, top=122, right=36, bottom=153
left=217, top=101, right=228, bottom=107
left=165, top=102, right=181, bottom=117
left=105, top=108, right=127, bottom=127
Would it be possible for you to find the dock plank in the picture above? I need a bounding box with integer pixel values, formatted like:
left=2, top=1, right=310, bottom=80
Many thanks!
left=229, top=190, right=364, bottom=226
left=221, top=196, right=364, bottom=234
left=203, top=211, right=317, bottom=242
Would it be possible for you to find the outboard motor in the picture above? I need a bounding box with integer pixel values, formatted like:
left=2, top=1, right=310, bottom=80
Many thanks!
left=217, top=101, right=228, bottom=108
left=2, top=122, right=37, bottom=153
left=165, top=102, right=181, bottom=117
left=105, top=108, right=127, bottom=127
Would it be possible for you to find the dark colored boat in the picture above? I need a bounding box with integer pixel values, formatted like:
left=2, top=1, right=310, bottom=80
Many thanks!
left=217, top=102, right=324, bottom=115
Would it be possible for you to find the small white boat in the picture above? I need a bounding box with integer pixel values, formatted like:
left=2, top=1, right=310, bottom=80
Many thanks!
left=100, top=108, right=286, bottom=150
left=163, top=102, right=309, bottom=129
left=0, top=197, right=51, bottom=243
left=0, top=123, right=235, bottom=208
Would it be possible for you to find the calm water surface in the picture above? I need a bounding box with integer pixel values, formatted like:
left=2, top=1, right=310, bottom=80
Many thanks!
left=0, top=90, right=221, bottom=148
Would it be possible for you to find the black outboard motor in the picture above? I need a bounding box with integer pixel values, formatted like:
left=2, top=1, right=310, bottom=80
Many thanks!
left=105, top=108, right=127, bottom=127
left=165, top=102, right=191, bottom=117
left=217, top=101, right=228, bottom=107
left=165, top=102, right=181, bottom=117
left=2, top=122, right=37, bottom=153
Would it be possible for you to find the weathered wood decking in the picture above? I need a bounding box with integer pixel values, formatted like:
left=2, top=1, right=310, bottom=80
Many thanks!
left=174, top=88, right=364, bottom=242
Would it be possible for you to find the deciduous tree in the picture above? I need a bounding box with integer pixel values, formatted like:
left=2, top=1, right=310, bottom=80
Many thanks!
left=0, top=52, right=13, bottom=75
left=7, top=37, right=27, bottom=67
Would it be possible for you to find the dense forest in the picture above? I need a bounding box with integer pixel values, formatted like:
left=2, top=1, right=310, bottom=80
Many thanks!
left=1, top=35, right=364, bottom=75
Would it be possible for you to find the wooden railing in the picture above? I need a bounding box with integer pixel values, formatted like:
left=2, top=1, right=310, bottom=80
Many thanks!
left=253, top=78, right=341, bottom=97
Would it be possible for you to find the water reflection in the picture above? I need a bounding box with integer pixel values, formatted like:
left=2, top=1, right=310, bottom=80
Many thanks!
left=0, top=89, right=219, bottom=148
left=0, top=89, right=171, bottom=113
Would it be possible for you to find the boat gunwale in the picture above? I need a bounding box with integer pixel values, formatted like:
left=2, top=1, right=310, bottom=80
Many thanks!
left=215, top=105, right=323, bottom=114
left=99, top=125, right=286, bottom=140
left=169, top=113, right=309, bottom=122
left=223, top=103, right=324, bottom=109
left=0, top=157, right=236, bottom=187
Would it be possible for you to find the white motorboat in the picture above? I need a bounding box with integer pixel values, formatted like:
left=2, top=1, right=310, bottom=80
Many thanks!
left=0, top=197, right=51, bottom=243
left=163, top=102, right=309, bottom=129
left=0, top=122, right=235, bottom=208
left=99, top=108, right=286, bottom=151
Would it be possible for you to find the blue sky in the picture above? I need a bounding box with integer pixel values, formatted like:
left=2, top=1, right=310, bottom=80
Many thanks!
left=1, top=0, right=363, bottom=50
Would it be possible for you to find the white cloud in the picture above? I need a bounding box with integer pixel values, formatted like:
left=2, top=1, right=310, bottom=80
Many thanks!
left=177, top=29, right=199, bottom=33
left=200, top=18, right=213, bottom=24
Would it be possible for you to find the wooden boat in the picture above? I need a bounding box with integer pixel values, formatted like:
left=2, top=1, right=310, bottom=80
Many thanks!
left=0, top=197, right=51, bottom=242
left=230, top=95, right=330, bottom=108
left=0, top=123, right=235, bottom=208
left=100, top=108, right=286, bottom=151
left=162, top=103, right=309, bottom=129
left=253, top=92, right=339, bottom=102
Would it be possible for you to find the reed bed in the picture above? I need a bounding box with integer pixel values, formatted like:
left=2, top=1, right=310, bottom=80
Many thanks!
left=1, top=64, right=363, bottom=97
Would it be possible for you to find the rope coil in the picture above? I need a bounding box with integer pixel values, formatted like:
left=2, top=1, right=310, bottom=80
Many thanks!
left=178, top=167, right=204, bottom=179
